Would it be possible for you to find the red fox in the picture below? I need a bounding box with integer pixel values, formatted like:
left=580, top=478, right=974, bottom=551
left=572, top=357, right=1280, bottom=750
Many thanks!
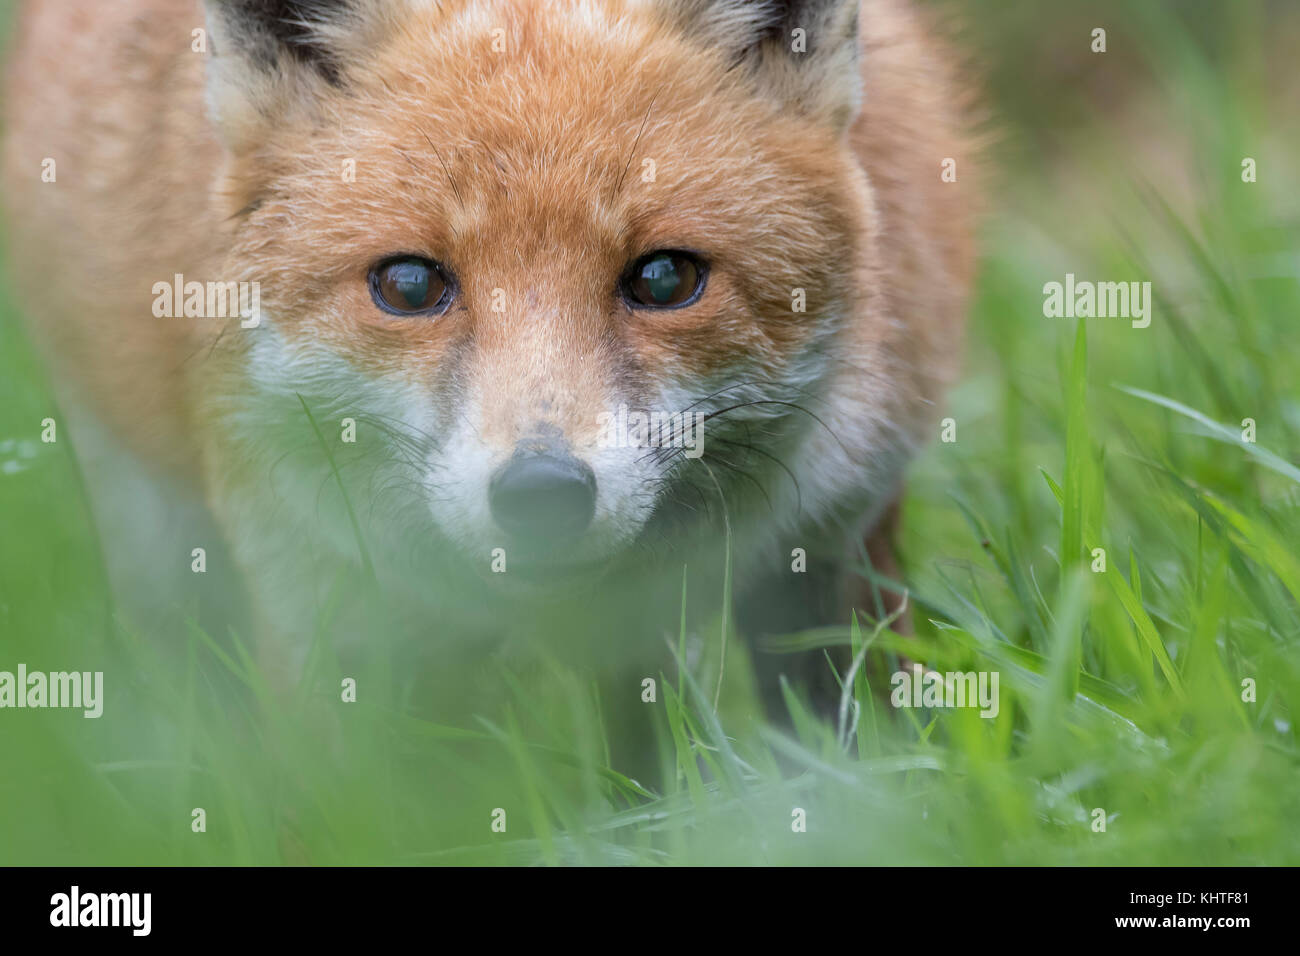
left=3, top=0, right=975, bottom=716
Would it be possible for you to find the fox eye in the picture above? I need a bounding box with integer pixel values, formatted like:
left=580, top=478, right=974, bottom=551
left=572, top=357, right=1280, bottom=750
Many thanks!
left=370, top=256, right=451, bottom=315
left=623, top=251, right=706, bottom=309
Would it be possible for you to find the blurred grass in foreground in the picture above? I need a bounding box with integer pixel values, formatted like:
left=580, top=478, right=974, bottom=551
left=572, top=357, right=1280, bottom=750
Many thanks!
left=0, top=0, right=1298, bottom=863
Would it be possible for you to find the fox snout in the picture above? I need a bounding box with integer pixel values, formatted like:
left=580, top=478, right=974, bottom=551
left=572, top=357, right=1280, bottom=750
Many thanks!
left=488, top=433, right=598, bottom=546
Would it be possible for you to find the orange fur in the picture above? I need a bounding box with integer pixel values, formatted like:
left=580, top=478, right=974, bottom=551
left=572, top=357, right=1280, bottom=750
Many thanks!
left=3, top=0, right=977, bottom=703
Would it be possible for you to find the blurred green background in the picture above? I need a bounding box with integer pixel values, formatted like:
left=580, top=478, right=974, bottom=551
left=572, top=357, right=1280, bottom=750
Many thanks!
left=1, top=0, right=1297, bottom=864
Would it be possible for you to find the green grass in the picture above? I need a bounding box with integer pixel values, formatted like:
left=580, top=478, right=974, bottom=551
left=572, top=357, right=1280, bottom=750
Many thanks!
left=1, top=0, right=1297, bottom=864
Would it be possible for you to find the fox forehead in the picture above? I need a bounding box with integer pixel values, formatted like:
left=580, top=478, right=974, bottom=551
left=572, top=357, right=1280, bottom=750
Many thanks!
left=248, top=0, right=854, bottom=248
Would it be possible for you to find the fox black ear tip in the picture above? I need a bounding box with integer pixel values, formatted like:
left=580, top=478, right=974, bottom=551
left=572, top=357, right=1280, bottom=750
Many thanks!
left=204, top=0, right=355, bottom=85
left=205, top=0, right=355, bottom=22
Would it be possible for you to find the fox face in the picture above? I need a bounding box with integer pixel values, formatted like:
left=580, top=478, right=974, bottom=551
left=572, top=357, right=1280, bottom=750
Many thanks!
left=203, top=0, right=876, bottom=584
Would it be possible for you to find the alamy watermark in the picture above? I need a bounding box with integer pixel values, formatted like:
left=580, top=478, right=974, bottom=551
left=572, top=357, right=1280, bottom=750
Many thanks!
left=890, top=664, right=999, bottom=718
left=1043, top=273, right=1151, bottom=328
left=596, top=404, right=705, bottom=459
left=0, top=664, right=103, bottom=718
left=50, top=886, right=150, bottom=936
left=152, top=274, right=260, bottom=328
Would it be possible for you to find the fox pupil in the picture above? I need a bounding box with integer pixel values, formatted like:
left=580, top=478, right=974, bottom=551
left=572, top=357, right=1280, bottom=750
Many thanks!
left=372, top=257, right=447, bottom=314
left=641, top=255, right=681, bottom=303
left=389, top=261, right=430, bottom=309
left=626, top=251, right=702, bottom=307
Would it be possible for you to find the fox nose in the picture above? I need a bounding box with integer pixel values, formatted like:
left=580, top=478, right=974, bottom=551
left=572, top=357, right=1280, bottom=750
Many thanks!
left=489, top=448, right=597, bottom=542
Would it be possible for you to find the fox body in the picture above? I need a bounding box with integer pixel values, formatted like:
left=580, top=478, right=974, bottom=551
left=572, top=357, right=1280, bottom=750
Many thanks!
left=4, top=0, right=974, bottom=713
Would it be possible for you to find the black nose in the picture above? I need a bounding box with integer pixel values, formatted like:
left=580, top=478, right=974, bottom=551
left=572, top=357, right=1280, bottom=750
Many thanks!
left=489, top=450, right=597, bottom=542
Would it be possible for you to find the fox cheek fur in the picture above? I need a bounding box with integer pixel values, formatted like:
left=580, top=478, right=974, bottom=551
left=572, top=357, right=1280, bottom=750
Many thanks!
left=2, top=0, right=975, bottom=708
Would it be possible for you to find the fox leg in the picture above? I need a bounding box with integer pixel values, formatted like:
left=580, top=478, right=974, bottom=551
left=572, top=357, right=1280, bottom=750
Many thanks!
left=850, top=497, right=911, bottom=634
left=736, top=496, right=910, bottom=723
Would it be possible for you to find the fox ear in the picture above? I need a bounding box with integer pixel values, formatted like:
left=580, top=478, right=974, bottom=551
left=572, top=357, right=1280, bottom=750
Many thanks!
left=661, top=0, right=862, bottom=131
left=201, top=0, right=362, bottom=152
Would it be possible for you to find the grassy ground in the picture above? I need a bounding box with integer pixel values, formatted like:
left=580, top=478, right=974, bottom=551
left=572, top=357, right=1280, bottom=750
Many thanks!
left=1, top=0, right=1297, bottom=864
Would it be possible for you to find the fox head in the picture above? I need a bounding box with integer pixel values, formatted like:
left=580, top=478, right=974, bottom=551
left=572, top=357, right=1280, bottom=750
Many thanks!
left=202, top=0, right=879, bottom=584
